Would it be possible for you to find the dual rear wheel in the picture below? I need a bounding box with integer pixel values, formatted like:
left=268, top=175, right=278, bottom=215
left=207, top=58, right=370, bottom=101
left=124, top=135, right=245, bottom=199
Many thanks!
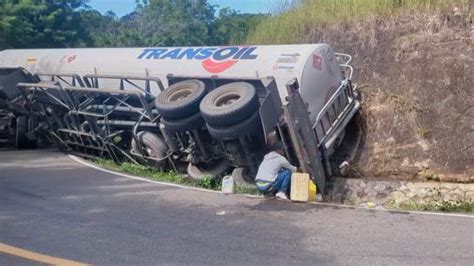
left=155, top=80, right=262, bottom=138
left=148, top=80, right=263, bottom=182
left=199, top=82, right=262, bottom=139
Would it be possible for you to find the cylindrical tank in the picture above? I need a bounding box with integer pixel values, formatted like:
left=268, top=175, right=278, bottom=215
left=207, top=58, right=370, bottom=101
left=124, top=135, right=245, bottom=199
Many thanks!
left=0, top=44, right=344, bottom=122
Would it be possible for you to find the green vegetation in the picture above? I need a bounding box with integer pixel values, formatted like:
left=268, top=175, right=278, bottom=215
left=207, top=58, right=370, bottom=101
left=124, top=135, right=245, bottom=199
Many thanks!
left=387, top=187, right=473, bottom=213
left=247, top=0, right=470, bottom=44
left=0, top=0, right=267, bottom=49
left=211, top=8, right=267, bottom=46
left=417, top=169, right=441, bottom=182
left=234, top=185, right=260, bottom=195
left=0, top=0, right=92, bottom=48
left=95, top=159, right=193, bottom=185
left=388, top=199, right=473, bottom=213
left=92, top=159, right=260, bottom=195
left=4, top=0, right=467, bottom=49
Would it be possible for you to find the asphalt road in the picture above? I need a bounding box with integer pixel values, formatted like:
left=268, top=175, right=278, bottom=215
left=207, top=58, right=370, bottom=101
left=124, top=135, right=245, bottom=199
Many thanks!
left=0, top=149, right=473, bottom=265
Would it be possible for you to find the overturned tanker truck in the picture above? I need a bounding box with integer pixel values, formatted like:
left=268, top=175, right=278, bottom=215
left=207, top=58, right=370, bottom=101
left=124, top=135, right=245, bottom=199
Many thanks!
left=0, top=44, right=360, bottom=192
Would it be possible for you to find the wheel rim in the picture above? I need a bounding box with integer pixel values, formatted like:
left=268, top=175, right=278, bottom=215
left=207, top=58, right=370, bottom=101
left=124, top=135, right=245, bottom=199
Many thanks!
left=145, top=147, right=154, bottom=157
left=168, top=86, right=193, bottom=102
left=214, top=93, right=241, bottom=108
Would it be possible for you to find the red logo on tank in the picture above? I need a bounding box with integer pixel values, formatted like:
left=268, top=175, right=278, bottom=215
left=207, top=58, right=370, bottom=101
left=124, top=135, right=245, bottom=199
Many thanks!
left=67, top=54, right=77, bottom=63
left=201, top=59, right=238, bottom=73
left=313, top=54, right=322, bottom=70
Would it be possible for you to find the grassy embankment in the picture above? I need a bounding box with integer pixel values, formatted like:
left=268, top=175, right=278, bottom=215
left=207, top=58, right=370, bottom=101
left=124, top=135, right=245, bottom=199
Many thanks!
left=93, top=159, right=259, bottom=194
left=388, top=199, right=473, bottom=213
left=247, top=0, right=471, bottom=44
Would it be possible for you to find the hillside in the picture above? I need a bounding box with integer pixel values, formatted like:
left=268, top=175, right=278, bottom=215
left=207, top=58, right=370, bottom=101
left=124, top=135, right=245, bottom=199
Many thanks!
left=249, top=1, right=473, bottom=182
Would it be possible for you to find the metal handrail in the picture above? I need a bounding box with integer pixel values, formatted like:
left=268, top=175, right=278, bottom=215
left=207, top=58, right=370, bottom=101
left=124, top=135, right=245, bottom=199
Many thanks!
left=317, top=97, right=355, bottom=148
left=340, top=64, right=354, bottom=80
left=63, top=85, right=146, bottom=96
left=82, top=74, right=165, bottom=95
left=312, top=78, right=356, bottom=147
left=334, top=53, right=352, bottom=65
left=37, top=72, right=86, bottom=87
left=313, top=79, right=351, bottom=128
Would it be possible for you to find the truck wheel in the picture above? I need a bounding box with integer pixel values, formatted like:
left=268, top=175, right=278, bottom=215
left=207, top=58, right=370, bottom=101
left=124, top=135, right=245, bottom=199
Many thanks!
left=161, top=112, right=205, bottom=133
left=200, top=82, right=258, bottom=127
left=155, top=80, right=206, bottom=120
left=187, top=159, right=230, bottom=181
left=15, top=116, right=29, bottom=149
left=131, top=131, right=169, bottom=170
left=206, top=112, right=262, bottom=140
left=232, top=167, right=256, bottom=187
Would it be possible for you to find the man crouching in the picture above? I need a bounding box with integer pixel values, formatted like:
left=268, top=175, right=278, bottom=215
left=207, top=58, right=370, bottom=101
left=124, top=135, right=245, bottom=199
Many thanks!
left=255, top=142, right=297, bottom=200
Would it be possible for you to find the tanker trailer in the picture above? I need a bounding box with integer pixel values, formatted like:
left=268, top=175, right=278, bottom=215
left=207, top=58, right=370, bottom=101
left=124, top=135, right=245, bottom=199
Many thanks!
left=0, top=44, right=360, bottom=192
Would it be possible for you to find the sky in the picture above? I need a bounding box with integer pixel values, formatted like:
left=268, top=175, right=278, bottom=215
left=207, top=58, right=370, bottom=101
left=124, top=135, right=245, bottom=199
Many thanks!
left=88, top=0, right=278, bottom=17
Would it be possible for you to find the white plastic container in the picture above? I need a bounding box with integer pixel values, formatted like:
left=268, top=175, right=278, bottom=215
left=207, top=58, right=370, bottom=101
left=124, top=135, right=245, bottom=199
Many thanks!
left=221, top=175, right=234, bottom=194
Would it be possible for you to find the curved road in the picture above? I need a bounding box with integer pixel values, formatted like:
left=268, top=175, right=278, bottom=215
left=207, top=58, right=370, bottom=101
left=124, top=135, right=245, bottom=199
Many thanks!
left=0, top=149, right=473, bottom=265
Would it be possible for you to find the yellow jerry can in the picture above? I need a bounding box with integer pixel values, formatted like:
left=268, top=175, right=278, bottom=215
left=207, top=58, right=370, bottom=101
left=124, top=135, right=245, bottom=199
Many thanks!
left=290, top=172, right=317, bottom=202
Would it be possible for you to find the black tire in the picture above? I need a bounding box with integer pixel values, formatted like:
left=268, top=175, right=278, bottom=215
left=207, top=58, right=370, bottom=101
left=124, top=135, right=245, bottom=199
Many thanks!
left=161, top=112, right=205, bottom=133
left=187, top=159, right=230, bottom=181
left=206, top=111, right=262, bottom=140
left=232, top=167, right=255, bottom=187
left=131, top=131, right=169, bottom=170
left=200, top=82, right=259, bottom=127
left=155, top=80, right=206, bottom=120
left=27, top=116, right=38, bottom=148
left=15, top=116, right=29, bottom=149
left=28, top=116, right=38, bottom=131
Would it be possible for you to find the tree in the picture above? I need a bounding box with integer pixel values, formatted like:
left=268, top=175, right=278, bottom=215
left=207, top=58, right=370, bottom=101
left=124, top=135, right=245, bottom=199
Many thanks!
left=133, top=0, right=216, bottom=46
left=210, top=8, right=268, bottom=45
left=0, top=0, right=268, bottom=49
left=79, top=9, right=139, bottom=47
left=0, top=0, right=92, bottom=49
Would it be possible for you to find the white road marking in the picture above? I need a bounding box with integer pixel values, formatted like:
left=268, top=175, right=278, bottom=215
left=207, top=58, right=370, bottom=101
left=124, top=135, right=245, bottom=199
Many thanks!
left=68, top=155, right=221, bottom=194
